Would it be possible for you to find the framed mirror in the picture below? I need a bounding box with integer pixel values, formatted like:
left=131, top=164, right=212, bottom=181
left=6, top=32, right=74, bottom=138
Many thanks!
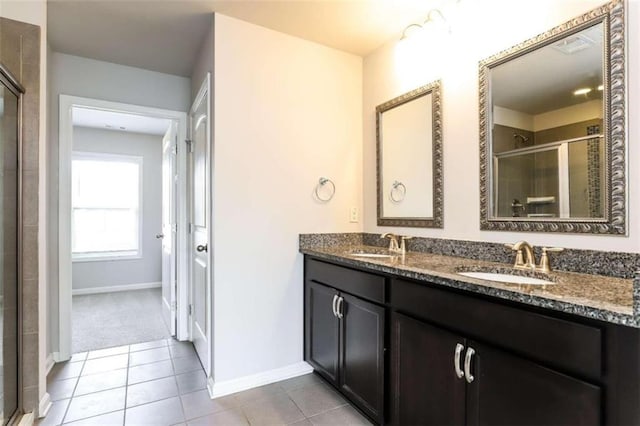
left=479, top=0, right=625, bottom=234
left=376, top=81, right=443, bottom=228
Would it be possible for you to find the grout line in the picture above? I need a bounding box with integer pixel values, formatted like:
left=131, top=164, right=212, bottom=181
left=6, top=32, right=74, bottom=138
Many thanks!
left=171, top=361, right=187, bottom=423
left=122, top=346, right=130, bottom=426
left=58, top=358, right=87, bottom=424
left=59, top=409, right=123, bottom=426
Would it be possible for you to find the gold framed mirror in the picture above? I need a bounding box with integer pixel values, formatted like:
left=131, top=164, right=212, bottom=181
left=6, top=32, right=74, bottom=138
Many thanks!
left=479, top=0, right=625, bottom=234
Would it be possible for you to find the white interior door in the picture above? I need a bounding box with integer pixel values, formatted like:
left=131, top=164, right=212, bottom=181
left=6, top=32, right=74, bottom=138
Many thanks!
left=189, top=75, right=211, bottom=374
left=161, top=122, right=178, bottom=335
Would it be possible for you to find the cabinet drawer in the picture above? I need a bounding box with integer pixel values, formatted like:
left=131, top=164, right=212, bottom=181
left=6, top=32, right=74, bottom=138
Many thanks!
left=391, top=278, right=602, bottom=381
left=306, top=258, right=385, bottom=303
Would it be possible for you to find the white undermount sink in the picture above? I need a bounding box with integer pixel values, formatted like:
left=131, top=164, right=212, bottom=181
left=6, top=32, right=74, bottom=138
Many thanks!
left=348, top=249, right=396, bottom=259
left=350, top=252, right=396, bottom=258
left=457, top=271, right=555, bottom=286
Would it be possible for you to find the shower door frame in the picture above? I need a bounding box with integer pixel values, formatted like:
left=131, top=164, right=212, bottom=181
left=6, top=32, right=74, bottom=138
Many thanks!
left=0, top=61, right=25, bottom=424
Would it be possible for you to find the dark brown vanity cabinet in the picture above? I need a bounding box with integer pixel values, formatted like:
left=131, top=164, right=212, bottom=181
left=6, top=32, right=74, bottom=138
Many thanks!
left=304, top=259, right=386, bottom=424
left=303, top=255, right=640, bottom=425
left=390, top=277, right=610, bottom=426
left=391, top=312, right=601, bottom=426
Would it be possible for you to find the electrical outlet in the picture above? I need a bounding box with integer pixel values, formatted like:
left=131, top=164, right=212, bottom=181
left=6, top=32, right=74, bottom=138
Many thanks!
left=349, top=207, right=359, bottom=223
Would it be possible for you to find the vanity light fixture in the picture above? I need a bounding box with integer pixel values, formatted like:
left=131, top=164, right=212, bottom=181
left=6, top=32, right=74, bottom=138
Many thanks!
left=597, top=84, right=604, bottom=91
left=573, top=87, right=592, bottom=96
left=400, top=23, right=424, bottom=41
left=399, top=8, right=450, bottom=41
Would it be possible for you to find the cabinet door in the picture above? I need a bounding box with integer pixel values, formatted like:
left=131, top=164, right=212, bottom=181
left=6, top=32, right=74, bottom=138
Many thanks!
left=390, top=312, right=466, bottom=426
left=305, top=280, right=340, bottom=385
left=339, top=293, right=385, bottom=424
left=466, top=340, right=601, bottom=426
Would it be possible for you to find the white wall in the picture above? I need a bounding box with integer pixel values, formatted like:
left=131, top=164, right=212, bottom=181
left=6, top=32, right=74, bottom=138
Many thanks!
left=0, top=0, right=49, bottom=414
left=363, top=0, right=639, bottom=252
left=213, top=14, right=362, bottom=383
left=71, top=127, right=162, bottom=291
left=48, top=51, right=190, bottom=354
left=191, top=15, right=214, bottom=101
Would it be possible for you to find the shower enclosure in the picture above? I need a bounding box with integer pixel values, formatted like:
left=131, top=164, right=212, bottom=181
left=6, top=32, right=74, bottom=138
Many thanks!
left=0, top=63, right=23, bottom=424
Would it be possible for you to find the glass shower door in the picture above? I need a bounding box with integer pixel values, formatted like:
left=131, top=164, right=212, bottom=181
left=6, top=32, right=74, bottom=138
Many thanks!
left=0, top=76, right=20, bottom=424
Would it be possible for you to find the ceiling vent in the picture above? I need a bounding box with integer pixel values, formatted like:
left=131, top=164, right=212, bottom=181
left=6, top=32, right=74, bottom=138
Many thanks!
left=552, top=33, right=595, bottom=54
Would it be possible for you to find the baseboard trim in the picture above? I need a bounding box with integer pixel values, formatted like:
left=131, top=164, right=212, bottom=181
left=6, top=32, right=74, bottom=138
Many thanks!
left=72, top=282, right=161, bottom=296
left=209, top=361, right=313, bottom=399
left=38, top=392, right=52, bottom=419
left=17, top=411, right=34, bottom=426
left=45, top=353, right=55, bottom=375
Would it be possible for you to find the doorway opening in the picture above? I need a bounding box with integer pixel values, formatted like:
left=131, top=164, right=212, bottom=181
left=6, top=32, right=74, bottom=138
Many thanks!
left=57, top=96, right=189, bottom=360
left=70, top=109, right=172, bottom=353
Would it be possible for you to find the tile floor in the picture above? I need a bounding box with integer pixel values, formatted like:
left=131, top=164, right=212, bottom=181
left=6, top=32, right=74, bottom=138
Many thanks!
left=42, top=338, right=372, bottom=425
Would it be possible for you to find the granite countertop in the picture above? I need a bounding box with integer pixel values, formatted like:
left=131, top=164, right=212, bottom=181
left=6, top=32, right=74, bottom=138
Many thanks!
left=300, top=244, right=639, bottom=328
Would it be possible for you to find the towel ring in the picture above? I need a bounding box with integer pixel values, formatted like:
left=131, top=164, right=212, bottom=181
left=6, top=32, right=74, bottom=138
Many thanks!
left=390, top=181, right=406, bottom=203
left=315, top=177, right=335, bottom=202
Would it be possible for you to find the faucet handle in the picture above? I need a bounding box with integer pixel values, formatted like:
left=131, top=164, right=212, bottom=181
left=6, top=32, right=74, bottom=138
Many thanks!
left=398, top=236, right=413, bottom=254
left=542, top=247, right=564, bottom=253
left=505, top=244, right=525, bottom=267
left=538, top=247, right=564, bottom=273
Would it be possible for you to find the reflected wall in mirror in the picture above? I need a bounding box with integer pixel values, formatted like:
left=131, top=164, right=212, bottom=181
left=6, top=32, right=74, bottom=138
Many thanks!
left=376, top=80, right=442, bottom=228
left=479, top=0, right=625, bottom=234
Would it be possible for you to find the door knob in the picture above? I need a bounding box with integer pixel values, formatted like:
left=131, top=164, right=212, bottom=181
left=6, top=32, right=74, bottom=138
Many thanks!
left=196, top=244, right=208, bottom=252
left=155, top=234, right=164, bottom=239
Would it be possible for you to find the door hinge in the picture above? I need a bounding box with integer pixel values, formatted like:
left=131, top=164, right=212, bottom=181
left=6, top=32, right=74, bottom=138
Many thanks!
left=172, top=145, right=178, bottom=155
left=188, top=304, right=193, bottom=316
left=185, top=139, right=193, bottom=153
left=171, top=301, right=177, bottom=311
left=189, top=223, right=194, bottom=233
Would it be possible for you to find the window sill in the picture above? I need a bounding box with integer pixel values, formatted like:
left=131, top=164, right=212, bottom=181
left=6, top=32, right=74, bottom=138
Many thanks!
left=72, top=252, right=142, bottom=263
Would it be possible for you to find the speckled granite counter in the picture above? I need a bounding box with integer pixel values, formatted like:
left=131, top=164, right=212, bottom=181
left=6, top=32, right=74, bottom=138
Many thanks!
left=300, top=244, right=639, bottom=328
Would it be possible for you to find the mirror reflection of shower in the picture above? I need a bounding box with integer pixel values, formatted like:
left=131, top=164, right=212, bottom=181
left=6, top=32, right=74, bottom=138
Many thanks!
left=513, top=132, right=530, bottom=148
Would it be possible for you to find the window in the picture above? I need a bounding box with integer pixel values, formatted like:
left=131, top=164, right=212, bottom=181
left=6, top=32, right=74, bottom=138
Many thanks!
left=72, top=152, right=142, bottom=261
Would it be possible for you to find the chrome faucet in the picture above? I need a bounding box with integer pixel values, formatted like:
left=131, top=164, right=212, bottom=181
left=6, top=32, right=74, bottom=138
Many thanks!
left=505, top=241, right=564, bottom=273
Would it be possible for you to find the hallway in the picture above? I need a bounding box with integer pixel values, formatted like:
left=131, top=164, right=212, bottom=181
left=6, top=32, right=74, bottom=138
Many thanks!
left=72, top=288, right=170, bottom=353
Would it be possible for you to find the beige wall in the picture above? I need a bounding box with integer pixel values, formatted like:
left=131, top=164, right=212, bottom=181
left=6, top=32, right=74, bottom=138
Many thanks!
left=363, top=0, right=639, bottom=252
left=213, top=14, right=362, bottom=383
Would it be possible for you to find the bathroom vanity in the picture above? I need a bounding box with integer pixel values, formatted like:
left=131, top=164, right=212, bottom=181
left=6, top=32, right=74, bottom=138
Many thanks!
left=302, top=241, right=639, bottom=425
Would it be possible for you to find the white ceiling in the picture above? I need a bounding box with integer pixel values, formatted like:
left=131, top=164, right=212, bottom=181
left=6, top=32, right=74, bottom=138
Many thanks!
left=491, top=23, right=604, bottom=115
left=72, top=107, right=172, bottom=136
left=47, top=0, right=445, bottom=77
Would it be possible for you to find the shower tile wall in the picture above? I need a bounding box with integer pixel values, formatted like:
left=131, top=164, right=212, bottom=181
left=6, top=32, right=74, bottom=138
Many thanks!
left=0, top=16, right=42, bottom=414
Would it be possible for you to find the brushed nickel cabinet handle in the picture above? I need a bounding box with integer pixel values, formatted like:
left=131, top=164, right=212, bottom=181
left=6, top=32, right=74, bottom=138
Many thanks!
left=454, top=343, right=465, bottom=379
left=155, top=233, right=164, bottom=239
left=464, top=347, right=475, bottom=383
left=332, top=295, right=338, bottom=317
left=336, top=297, right=344, bottom=319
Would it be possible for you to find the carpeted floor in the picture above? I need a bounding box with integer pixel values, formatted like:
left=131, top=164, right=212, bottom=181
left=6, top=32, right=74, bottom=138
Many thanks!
left=72, top=288, right=171, bottom=353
